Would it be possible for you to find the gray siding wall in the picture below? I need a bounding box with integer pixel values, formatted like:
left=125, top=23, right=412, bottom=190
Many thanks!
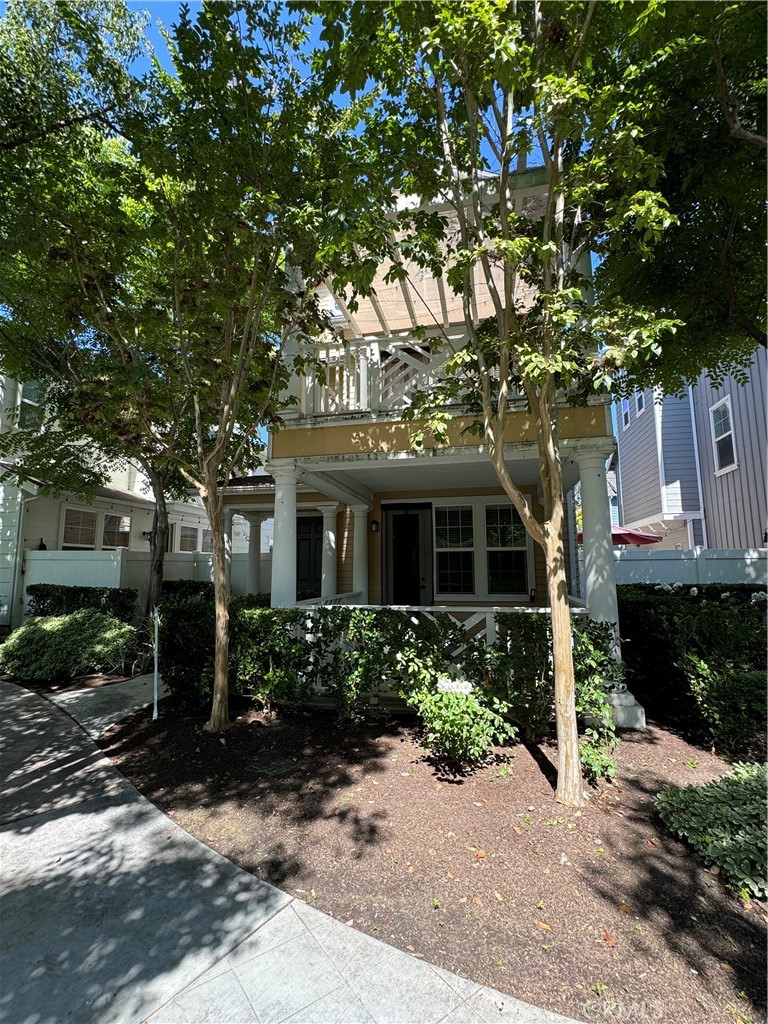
left=615, top=389, right=662, bottom=524
left=691, top=347, right=767, bottom=548
left=660, top=395, right=700, bottom=514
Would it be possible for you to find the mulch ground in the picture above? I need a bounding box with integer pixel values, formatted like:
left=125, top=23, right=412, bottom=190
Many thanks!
left=99, top=702, right=767, bottom=1024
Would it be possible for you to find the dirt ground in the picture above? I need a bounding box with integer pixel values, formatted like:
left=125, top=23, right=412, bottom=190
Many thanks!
left=99, top=702, right=767, bottom=1024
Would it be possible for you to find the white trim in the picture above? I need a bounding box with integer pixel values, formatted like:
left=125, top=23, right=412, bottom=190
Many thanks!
left=709, top=395, right=738, bottom=474
left=621, top=397, right=630, bottom=429
left=653, top=387, right=667, bottom=514
left=687, top=386, right=709, bottom=548
left=635, top=390, right=646, bottom=417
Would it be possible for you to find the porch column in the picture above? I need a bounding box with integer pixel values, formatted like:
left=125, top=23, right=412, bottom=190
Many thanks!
left=245, top=513, right=268, bottom=594
left=271, top=465, right=298, bottom=607
left=223, top=507, right=234, bottom=591
left=351, top=504, right=370, bottom=604
left=317, top=502, right=339, bottom=600
left=577, top=452, right=618, bottom=626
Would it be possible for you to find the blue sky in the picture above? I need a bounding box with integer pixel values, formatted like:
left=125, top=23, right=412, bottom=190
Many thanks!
left=126, top=1, right=201, bottom=74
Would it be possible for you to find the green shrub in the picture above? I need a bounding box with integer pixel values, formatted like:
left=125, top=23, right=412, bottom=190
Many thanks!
left=232, top=607, right=314, bottom=707
left=26, top=583, right=138, bottom=622
left=617, top=583, right=766, bottom=698
left=409, top=687, right=516, bottom=765
left=0, top=610, right=139, bottom=681
left=682, top=655, right=766, bottom=759
left=488, top=613, right=619, bottom=779
left=161, top=579, right=215, bottom=603
left=656, top=763, right=768, bottom=899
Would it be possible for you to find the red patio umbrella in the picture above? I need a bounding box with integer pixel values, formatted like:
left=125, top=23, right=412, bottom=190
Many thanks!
left=576, top=526, right=663, bottom=546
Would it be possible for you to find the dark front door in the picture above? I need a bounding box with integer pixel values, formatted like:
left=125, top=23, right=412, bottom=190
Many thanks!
left=385, top=504, right=433, bottom=605
left=297, top=517, right=322, bottom=598
left=392, top=513, right=421, bottom=604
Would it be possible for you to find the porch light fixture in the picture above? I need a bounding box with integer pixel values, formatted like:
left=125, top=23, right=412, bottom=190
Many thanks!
left=370, top=519, right=380, bottom=533
left=142, top=530, right=153, bottom=541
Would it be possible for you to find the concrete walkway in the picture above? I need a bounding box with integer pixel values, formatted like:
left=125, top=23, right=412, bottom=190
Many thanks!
left=0, top=679, right=582, bottom=1024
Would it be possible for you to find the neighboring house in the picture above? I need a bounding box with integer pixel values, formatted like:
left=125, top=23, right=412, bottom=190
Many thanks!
left=0, top=376, right=249, bottom=627
left=218, top=170, right=619, bottom=641
left=615, top=347, right=767, bottom=550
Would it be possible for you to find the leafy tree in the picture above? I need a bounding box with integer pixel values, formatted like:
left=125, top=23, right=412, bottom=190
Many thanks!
left=309, top=0, right=682, bottom=804
left=596, top=0, right=766, bottom=390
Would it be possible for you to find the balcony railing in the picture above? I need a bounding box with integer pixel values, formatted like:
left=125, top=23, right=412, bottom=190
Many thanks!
left=289, top=335, right=481, bottom=419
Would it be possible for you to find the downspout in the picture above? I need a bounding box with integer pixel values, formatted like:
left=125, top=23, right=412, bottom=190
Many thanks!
left=687, top=385, right=709, bottom=548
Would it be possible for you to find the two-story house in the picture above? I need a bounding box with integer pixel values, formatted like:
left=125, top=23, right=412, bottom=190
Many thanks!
left=219, top=174, right=621, bottom=646
left=615, top=346, right=767, bottom=550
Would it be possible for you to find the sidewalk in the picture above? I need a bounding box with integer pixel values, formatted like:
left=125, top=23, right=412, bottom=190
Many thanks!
left=0, top=679, right=582, bottom=1024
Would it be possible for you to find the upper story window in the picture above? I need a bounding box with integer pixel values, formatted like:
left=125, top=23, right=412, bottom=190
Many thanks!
left=201, top=529, right=213, bottom=553
left=621, top=397, right=630, bottom=429
left=636, top=391, right=645, bottom=416
left=18, top=380, right=43, bottom=430
left=710, top=397, right=737, bottom=473
left=435, top=505, right=474, bottom=594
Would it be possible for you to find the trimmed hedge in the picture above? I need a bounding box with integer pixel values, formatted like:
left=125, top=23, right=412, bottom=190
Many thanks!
left=161, top=579, right=215, bottom=603
left=0, top=610, right=139, bottom=681
left=617, top=584, right=767, bottom=756
left=617, top=584, right=766, bottom=694
left=656, top=763, right=767, bottom=899
left=27, top=583, right=138, bottom=622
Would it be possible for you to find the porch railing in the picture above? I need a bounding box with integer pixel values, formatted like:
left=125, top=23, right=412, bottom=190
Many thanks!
left=294, top=602, right=589, bottom=645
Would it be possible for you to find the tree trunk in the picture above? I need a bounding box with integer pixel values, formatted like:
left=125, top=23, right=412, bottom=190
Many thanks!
left=145, top=467, right=170, bottom=614
left=545, top=515, right=583, bottom=807
left=204, top=485, right=230, bottom=733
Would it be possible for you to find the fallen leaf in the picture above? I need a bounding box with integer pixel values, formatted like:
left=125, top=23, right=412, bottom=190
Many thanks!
left=720, top=963, right=735, bottom=975
left=473, top=897, right=484, bottom=906
left=619, top=904, right=631, bottom=915
left=446, top=831, right=456, bottom=839
left=514, top=827, right=524, bottom=836
left=473, top=801, right=483, bottom=807
left=494, top=891, right=504, bottom=902
left=603, top=930, right=616, bottom=947
left=447, top=872, right=455, bottom=880
left=535, top=920, right=552, bottom=932
left=646, top=839, right=658, bottom=848
left=406, top=945, right=415, bottom=953
left=344, top=919, right=354, bottom=926
left=459, top=897, right=468, bottom=904
left=476, top=850, right=487, bottom=859
left=427, top=849, right=437, bottom=857
left=407, top=866, right=415, bottom=874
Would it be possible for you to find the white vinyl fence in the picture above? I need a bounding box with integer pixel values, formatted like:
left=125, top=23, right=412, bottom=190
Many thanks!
left=611, top=547, right=767, bottom=586
left=22, top=549, right=273, bottom=619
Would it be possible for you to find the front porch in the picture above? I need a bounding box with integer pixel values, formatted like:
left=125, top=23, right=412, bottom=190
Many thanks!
left=222, top=440, right=620, bottom=629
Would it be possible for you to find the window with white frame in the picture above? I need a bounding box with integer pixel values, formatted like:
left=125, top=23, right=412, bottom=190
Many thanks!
left=62, top=508, right=97, bottom=550
left=434, top=506, right=474, bottom=594
left=485, top=505, right=528, bottom=595
left=710, top=398, right=736, bottom=472
left=621, top=397, right=630, bottom=428
left=18, top=380, right=43, bottom=429
left=179, top=525, right=198, bottom=551
left=636, top=390, right=645, bottom=415
left=102, top=514, right=131, bottom=549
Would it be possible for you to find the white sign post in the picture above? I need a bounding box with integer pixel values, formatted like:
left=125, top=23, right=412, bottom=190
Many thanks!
left=152, top=605, right=160, bottom=721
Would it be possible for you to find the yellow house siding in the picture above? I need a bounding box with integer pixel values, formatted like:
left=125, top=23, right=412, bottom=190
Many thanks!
left=271, top=407, right=607, bottom=460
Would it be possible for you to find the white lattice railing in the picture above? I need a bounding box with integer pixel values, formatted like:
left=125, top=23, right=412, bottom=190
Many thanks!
left=295, top=336, right=471, bottom=417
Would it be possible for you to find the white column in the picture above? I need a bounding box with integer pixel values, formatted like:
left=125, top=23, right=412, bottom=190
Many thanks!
left=351, top=504, right=370, bottom=604
left=271, top=465, right=298, bottom=607
left=223, top=508, right=234, bottom=592
left=317, top=503, right=339, bottom=600
left=245, top=514, right=267, bottom=594
left=577, top=452, right=619, bottom=626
